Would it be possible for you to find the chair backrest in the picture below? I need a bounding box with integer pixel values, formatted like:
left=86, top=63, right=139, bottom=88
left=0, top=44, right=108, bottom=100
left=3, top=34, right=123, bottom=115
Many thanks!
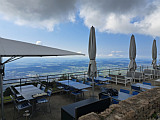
left=127, top=71, right=144, bottom=78
left=120, top=89, right=130, bottom=94
left=87, top=78, right=92, bottom=81
left=112, top=99, right=119, bottom=104
left=144, top=69, right=152, bottom=74
left=135, top=72, right=144, bottom=77
left=106, top=76, right=112, bottom=80
left=98, top=75, right=104, bottom=77
left=143, top=82, right=151, bottom=86
left=78, top=80, right=83, bottom=84
left=132, top=91, right=139, bottom=95
left=117, top=75, right=125, bottom=79
left=85, top=82, right=91, bottom=85
left=94, top=79, right=99, bottom=83
left=37, top=83, right=41, bottom=89
left=41, top=85, right=46, bottom=91
left=72, top=79, right=77, bottom=82
left=69, top=87, right=75, bottom=92
left=108, top=74, right=116, bottom=78
left=10, top=86, right=17, bottom=97
left=47, top=89, right=52, bottom=96
left=75, top=98, right=110, bottom=120
left=126, top=71, right=132, bottom=77
left=131, top=85, right=140, bottom=91
left=10, top=95, right=17, bottom=106
left=99, top=92, right=109, bottom=100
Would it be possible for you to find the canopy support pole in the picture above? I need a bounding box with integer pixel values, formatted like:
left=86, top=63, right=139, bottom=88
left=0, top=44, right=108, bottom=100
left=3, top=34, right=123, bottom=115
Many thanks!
left=0, top=57, right=5, bottom=120
left=92, top=76, right=94, bottom=97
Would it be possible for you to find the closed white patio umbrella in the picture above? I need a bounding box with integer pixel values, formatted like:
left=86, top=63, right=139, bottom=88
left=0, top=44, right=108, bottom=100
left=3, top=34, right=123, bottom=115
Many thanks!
left=0, top=37, right=84, bottom=120
left=128, top=35, right=137, bottom=82
left=128, top=35, right=137, bottom=71
left=152, top=39, right=157, bottom=69
left=87, top=26, right=97, bottom=97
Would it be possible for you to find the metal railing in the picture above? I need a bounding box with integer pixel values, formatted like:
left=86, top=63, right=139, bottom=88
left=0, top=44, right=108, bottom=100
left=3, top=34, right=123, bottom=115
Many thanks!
left=3, top=65, right=153, bottom=90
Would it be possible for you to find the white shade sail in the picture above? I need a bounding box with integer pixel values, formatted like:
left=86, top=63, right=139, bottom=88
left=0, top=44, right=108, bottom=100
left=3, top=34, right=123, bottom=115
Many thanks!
left=0, top=37, right=84, bottom=57
left=0, top=37, right=84, bottom=120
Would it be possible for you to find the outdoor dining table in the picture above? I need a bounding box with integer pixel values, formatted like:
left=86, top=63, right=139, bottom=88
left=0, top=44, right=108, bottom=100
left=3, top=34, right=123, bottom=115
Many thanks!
left=94, top=77, right=111, bottom=82
left=57, top=80, right=92, bottom=90
left=14, top=84, right=48, bottom=117
left=14, top=85, right=46, bottom=100
left=112, top=92, right=133, bottom=101
left=131, top=83, right=156, bottom=90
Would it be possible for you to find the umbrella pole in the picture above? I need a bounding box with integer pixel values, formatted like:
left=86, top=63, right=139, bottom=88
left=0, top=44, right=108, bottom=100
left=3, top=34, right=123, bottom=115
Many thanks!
left=92, top=76, right=94, bottom=97
left=0, top=57, right=4, bottom=120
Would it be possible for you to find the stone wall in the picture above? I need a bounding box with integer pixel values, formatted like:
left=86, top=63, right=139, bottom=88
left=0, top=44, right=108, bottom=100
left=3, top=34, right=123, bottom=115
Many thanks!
left=79, top=87, right=160, bottom=120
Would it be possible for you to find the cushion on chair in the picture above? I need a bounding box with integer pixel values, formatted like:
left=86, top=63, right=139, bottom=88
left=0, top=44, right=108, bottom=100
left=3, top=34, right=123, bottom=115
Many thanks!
left=17, top=102, right=32, bottom=110
left=36, top=98, right=48, bottom=104
left=112, top=99, right=119, bottom=104
left=132, top=91, right=139, bottom=95
left=143, top=82, right=151, bottom=86
left=120, top=89, right=130, bottom=94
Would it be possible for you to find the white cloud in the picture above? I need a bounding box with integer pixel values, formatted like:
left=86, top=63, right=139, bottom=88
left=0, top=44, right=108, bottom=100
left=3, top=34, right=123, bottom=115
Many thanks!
left=111, top=51, right=123, bottom=53
left=108, top=54, right=113, bottom=57
left=77, top=51, right=82, bottom=54
left=0, top=0, right=77, bottom=31
left=0, top=0, right=160, bottom=37
left=79, top=0, right=160, bottom=37
left=36, top=41, right=42, bottom=45
left=107, top=51, right=124, bottom=57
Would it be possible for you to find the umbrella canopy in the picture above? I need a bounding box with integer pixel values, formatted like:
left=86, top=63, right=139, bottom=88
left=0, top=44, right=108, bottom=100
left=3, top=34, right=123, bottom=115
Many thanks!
left=0, top=37, right=84, bottom=120
left=128, top=35, right=137, bottom=71
left=87, top=26, right=97, bottom=78
left=152, top=39, right=157, bottom=69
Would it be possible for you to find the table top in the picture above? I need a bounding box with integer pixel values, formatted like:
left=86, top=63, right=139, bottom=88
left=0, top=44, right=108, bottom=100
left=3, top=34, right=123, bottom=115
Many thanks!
left=15, top=85, right=45, bottom=100
left=112, top=92, right=133, bottom=101
left=61, top=98, right=98, bottom=118
left=94, top=77, right=110, bottom=82
left=57, top=80, right=91, bottom=90
left=132, top=83, right=156, bottom=89
left=58, top=80, right=74, bottom=85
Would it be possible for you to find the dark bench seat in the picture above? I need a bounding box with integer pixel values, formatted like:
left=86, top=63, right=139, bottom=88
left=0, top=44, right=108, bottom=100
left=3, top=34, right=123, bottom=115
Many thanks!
left=61, top=98, right=110, bottom=120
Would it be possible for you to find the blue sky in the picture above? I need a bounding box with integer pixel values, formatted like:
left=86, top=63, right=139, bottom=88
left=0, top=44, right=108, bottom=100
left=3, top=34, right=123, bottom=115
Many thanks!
left=0, top=0, right=160, bottom=59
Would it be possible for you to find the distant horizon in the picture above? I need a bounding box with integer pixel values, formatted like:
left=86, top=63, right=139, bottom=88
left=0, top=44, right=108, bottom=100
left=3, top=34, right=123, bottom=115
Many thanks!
left=3, top=56, right=155, bottom=65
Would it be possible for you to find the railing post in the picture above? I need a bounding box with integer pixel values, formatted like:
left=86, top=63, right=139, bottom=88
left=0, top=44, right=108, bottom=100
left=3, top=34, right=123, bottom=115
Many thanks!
left=63, top=74, right=64, bottom=80
left=142, top=65, right=143, bottom=72
left=47, top=76, right=49, bottom=87
left=20, top=78, right=21, bottom=86
left=109, top=69, right=110, bottom=75
left=98, top=70, right=99, bottom=77
left=47, top=76, right=49, bottom=83
left=68, top=73, right=69, bottom=80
